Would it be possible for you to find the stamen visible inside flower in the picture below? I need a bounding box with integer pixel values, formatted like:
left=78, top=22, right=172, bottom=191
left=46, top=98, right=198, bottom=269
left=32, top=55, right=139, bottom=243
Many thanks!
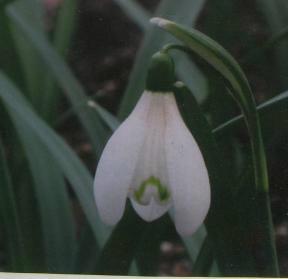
left=133, top=176, right=170, bottom=205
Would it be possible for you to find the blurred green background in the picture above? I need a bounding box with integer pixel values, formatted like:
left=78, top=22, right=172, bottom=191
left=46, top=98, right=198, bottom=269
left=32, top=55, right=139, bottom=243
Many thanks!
left=0, top=0, right=288, bottom=276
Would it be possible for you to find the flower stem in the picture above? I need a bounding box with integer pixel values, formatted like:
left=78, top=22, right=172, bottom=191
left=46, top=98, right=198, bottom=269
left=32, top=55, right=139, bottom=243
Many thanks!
left=152, top=18, right=279, bottom=275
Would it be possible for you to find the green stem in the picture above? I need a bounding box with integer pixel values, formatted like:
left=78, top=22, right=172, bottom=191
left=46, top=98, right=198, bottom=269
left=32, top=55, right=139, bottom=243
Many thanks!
left=152, top=18, right=279, bottom=275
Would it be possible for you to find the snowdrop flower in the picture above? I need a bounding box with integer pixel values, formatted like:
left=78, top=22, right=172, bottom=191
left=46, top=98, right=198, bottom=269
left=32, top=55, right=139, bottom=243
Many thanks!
left=94, top=52, right=210, bottom=236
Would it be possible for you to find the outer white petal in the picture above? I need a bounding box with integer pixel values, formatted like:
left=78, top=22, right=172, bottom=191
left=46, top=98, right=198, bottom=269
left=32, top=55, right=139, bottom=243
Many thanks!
left=131, top=199, right=170, bottom=222
left=94, top=92, right=152, bottom=225
left=164, top=94, right=210, bottom=236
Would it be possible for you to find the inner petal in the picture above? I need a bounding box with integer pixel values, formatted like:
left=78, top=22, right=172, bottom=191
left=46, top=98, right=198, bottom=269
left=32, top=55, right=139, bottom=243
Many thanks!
left=134, top=176, right=171, bottom=205
left=131, top=197, right=171, bottom=222
left=129, top=93, right=171, bottom=208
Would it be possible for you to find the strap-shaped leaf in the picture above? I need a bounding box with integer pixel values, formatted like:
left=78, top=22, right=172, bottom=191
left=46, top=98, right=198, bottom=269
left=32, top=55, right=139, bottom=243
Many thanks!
left=214, top=90, right=288, bottom=136
left=95, top=203, right=147, bottom=275
left=0, top=71, right=110, bottom=252
left=6, top=1, right=109, bottom=158
left=41, top=0, right=78, bottom=122
left=0, top=141, right=25, bottom=271
left=12, top=120, right=76, bottom=272
left=173, top=82, right=254, bottom=275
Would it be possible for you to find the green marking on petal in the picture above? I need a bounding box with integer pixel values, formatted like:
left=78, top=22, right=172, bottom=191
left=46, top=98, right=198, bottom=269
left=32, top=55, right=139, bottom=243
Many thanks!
left=134, top=176, right=170, bottom=204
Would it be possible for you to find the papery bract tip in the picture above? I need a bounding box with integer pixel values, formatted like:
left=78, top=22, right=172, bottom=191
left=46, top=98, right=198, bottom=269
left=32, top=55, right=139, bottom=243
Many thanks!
left=150, top=17, right=170, bottom=28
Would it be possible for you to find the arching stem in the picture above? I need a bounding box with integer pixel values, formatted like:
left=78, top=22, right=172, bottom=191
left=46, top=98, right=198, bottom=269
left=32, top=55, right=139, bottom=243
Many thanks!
left=151, top=17, right=279, bottom=275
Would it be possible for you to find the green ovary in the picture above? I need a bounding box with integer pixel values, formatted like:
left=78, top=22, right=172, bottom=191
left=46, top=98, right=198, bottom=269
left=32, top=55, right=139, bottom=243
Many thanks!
left=134, top=176, right=170, bottom=204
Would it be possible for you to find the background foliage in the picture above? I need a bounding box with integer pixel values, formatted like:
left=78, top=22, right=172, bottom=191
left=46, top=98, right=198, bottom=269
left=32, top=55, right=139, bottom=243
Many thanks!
left=0, top=0, right=288, bottom=276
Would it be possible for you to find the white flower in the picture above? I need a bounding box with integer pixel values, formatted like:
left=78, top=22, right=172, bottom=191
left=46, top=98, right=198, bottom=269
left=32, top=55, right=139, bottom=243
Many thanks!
left=93, top=90, right=210, bottom=236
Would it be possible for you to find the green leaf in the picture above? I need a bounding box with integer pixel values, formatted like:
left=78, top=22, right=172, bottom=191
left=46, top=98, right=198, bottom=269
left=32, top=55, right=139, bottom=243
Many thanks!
left=191, top=236, right=214, bottom=276
left=8, top=0, right=46, bottom=107
left=173, top=82, right=255, bottom=276
left=0, top=1, right=23, bottom=85
left=0, top=71, right=110, bottom=253
left=53, top=0, right=77, bottom=57
left=134, top=216, right=207, bottom=276
left=41, top=0, right=78, bottom=122
left=73, top=221, right=100, bottom=274
left=116, top=0, right=208, bottom=105
left=213, top=90, right=288, bottom=141
left=134, top=215, right=172, bottom=276
left=5, top=6, right=77, bottom=269
left=15, top=162, right=47, bottom=272
left=0, top=140, right=25, bottom=272
left=128, top=262, right=139, bottom=276
left=118, top=0, right=206, bottom=119
left=6, top=1, right=109, bottom=157
left=182, top=225, right=207, bottom=262
left=95, top=203, right=147, bottom=275
left=163, top=24, right=278, bottom=271
left=2, top=1, right=80, bottom=264
left=12, top=121, right=76, bottom=272
left=87, top=100, right=120, bottom=131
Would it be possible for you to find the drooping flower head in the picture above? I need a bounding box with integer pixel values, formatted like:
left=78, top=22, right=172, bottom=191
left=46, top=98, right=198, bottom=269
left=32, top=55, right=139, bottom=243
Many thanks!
left=94, top=51, right=210, bottom=236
